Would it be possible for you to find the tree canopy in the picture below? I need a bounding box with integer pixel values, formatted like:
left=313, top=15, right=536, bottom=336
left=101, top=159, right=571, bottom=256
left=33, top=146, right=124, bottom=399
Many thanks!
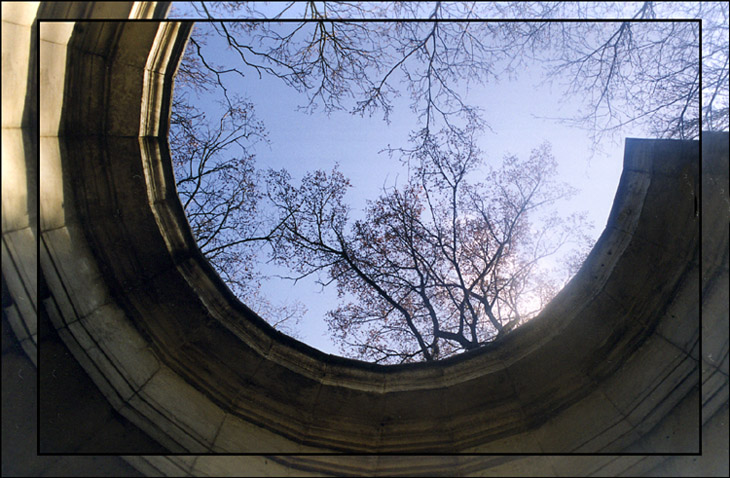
left=173, top=2, right=727, bottom=141
left=168, top=1, right=727, bottom=362
left=264, top=130, right=590, bottom=362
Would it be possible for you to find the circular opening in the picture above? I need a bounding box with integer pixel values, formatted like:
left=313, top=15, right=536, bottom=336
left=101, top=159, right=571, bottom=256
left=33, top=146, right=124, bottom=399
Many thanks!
left=165, top=17, right=647, bottom=364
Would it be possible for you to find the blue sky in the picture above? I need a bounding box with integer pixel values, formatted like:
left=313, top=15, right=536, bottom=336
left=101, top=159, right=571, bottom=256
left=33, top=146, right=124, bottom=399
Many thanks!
left=168, top=13, right=643, bottom=356
left=246, top=65, right=627, bottom=355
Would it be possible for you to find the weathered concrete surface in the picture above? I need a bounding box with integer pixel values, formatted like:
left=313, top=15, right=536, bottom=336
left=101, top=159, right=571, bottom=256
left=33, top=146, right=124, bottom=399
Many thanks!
left=2, top=1, right=728, bottom=476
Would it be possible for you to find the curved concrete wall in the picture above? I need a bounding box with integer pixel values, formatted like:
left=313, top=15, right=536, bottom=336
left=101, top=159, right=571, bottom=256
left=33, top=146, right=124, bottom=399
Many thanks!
left=2, top=2, right=728, bottom=476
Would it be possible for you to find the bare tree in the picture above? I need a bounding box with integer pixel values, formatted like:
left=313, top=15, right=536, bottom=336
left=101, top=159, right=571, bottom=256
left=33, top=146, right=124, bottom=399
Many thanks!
left=265, top=130, right=590, bottom=363
left=170, top=91, right=261, bottom=291
left=170, top=44, right=305, bottom=336
left=171, top=1, right=728, bottom=142
left=501, top=12, right=703, bottom=141
left=167, top=1, right=726, bottom=353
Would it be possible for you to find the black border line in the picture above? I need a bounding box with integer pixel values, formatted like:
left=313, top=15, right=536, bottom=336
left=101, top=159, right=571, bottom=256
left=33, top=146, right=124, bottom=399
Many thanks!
left=697, top=16, right=703, bottom=458
left=36, top=10, right=42, bottom=458
left=37, top=17, right=699, bottom=23
left=32, top=10, right=707, bottom=465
